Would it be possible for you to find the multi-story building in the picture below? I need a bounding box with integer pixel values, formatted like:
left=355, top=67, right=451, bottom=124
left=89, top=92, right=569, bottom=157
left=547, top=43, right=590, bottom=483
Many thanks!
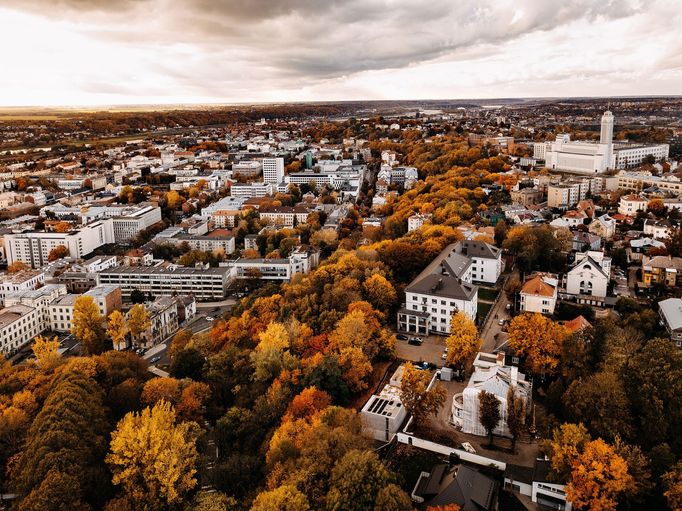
left=407, top=213, right=432, bottom=232
left=510, top=187, right=543, bottom=206
left=397, top=243, right=479, bottom=335
left=0, top=304, right=43, bottom=354
left=618, top=194, right=648, bottom=216
left=258, top=206, right=310, bottom=226
left=133, top=296, right=179, bottom=348
left=48, top=285, right=122, bottom=332
left=0, top=270, right=46, bottom=305
left=232, top=160, right=262, bottom=177
left=3, top=219, right=115, bottom=268
left=453, top=240, right=503, bottom=284
left=617, top=171, right=682, bottom=195
left=262, top=157, right=285, bottom=184
left=97, top=266, right=232, bottom=301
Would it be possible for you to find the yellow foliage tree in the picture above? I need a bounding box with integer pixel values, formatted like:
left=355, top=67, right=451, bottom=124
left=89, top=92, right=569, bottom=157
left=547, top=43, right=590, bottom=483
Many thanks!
left=127, top=304, right=150, bottom=345
left=507, top=313, right=567, bottom=375
left=445, top=311, right=481, bottom=368
left=250, top=485, right=310, bottom=511
left=545, top=423, right=592, bottom=482
left=338, top=346, right=372, bottom=393
left=106, top=400, right=198, bottom=509
left=250, top=322, right=295, bottom=382
left=166, top=190, right=182, bottom=209
left=362, top=273, right=397, bottom=311
left=71, top=295, right=107, bottom=355
left=400, top=362, right=447, bottom=427
left=566, top=439, right=634, bottom=511
left=663, top=461, right=682, bottom=511
left=107, top=310, right=128, bottom=351
left=31, top=335, right=61, bottom=369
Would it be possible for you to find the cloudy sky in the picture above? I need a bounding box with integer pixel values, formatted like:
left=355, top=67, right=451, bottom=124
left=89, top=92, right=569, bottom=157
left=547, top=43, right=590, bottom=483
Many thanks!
left=0, top=0, right=680, bottom=106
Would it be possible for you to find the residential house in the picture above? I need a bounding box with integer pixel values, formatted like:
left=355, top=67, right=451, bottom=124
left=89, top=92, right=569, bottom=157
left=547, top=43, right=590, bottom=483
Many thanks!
left=588, top=214, right=616, bottom=240
left=658, top=298, right=682, bottom=347
left=642, top=255, right=682, bottom=287
left=618, top=194, right=648, bottom=216
left=571, top=231, right=602, bottom=252
left=519, top=275, right=557, bottom=315
left=360, top=365, right=407, bottom=442
left=627, top=237, right=665, bottom=263
left=504, top=459, right=572, bottom=511
left=643, top=219, right=673, bottom=240
left=413, top=464, right=499, bottom=511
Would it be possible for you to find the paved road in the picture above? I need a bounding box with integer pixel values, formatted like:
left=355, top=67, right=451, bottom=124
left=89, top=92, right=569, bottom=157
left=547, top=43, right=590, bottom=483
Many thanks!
left=480, top=288, right=511, bottom=352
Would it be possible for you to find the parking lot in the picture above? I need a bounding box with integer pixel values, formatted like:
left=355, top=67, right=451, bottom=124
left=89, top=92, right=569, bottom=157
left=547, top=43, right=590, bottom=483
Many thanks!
left=395, top=334, right=448, bottom=367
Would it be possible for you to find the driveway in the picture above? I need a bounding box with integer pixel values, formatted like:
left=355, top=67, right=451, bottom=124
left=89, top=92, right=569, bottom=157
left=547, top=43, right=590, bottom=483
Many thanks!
left=480, top=289, right=511, bottom=352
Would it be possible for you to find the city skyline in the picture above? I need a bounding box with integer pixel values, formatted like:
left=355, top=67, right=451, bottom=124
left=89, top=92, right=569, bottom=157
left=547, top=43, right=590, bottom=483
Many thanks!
left=1, top=0, right=681, bottom=106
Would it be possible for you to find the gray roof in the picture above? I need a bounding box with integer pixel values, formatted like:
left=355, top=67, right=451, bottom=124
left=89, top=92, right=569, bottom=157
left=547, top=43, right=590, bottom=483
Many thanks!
left=456, top=240, right=502, bottom=260
left=659, top=298, right=682, bottom=332
left=426, top=465, right=498, bottom=511
left=406, top=243, right=478, bottom=300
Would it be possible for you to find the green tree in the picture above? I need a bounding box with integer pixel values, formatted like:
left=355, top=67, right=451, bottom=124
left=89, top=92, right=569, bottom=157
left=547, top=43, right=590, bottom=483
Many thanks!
left=478, top=390, right=501, bottom=446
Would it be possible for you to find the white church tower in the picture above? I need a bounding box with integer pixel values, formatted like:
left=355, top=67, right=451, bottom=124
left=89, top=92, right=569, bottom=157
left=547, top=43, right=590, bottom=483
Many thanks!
left=600, top=110, right=614, bottom=169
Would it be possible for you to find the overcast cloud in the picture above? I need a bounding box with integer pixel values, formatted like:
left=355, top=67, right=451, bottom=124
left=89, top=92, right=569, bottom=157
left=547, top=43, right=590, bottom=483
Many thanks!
left=0, top=0, right=680, bottom=106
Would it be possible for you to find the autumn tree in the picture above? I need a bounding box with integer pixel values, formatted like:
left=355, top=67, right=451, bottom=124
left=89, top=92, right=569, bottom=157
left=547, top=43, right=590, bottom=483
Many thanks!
left=71, top=295, right=108, bottom=354
left=12, top=370, right=109, bottom=510
left=107, top=310, right=129, bottom=351
left=7, top=261, right=29, bottom=273
left=325, top=449, right=410, bottom=511
left=565, top=439, right=634, bottom=511
left=563, top=370, right=633, bottom=441
left=250, top=321, right=297, bottom=382
left=445, top=311, right=481, bottom=368
left=362, top=273, right=397, bottom=311
left=53, top=221, right=72, bottom=233
left=544, top=423, right=592, bottom=482
left=165, top=190, right=182, bottom=209
left=251, top=485, right=310, bottom=511
left=478, top=390, right=501, bottom=446
left=127, top=303, right=150, bottom=346
left=506, top=386, right=526, bottom=452
left=663, top=461, right=682, bottom=511
left=107, top=400, right=198, bottom=509
left=507, top=313, right=567, bottom=375
left=31, top=335, right=61, bottom=369
left=192, top=491, right=238, bottom=511
left=399, top=362, right=446, bottom=427
left=47, top=244, right=69, bottom=262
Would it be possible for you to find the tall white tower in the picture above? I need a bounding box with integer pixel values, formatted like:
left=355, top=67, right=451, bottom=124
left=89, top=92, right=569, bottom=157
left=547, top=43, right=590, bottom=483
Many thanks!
left=600, top=110, right=614, bottom=169
left=262, top=157, right=285, bottom=184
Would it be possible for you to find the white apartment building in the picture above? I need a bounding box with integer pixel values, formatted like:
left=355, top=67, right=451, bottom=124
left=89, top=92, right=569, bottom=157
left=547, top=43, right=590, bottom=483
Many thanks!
left=48, top=285, right=122, bottom=332
left=3, top=284, right=68, bottom=344
left=617, top=171, right=682, bottom=195
left=97, top=266, right=232, bottom=301
left=262, top=157, right=285, bottom=184
left=618, top=194, right=648, bottom=216
left=258, top=206, right=310, bottom=227
left=226, top=247, right=319, bottom=281
left=454, top=240, right=503, bottom=284
left=407, top=213, right=432, bottom=232
left=230, top=182, right=277, bottom=198
left=398, top=243, right=479, bottom=335
left=3, top=219, right=115, bottom=268
left=110, top=205, right=162, bottom=242
left=232, top=160, right=262, bottom=177
left=0, top=270, right=45, bottom=305
left=0, top=304, right=42, bottom=354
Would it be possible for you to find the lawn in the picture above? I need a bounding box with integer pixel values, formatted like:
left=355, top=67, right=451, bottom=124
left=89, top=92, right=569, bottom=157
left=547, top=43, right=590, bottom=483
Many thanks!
left=477, top=301, right=493, bottom=321
left=477, top=287, right=499, bottom=302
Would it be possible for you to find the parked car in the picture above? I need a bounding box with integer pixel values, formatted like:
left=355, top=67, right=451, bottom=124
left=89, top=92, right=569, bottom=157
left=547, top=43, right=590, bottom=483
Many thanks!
left=396, top=334, right=408, bottom=340
left=408, top=338, right=423, bottom=346
left=505, top=303, right=512, bottom=310
left=150, top=356, right=161, bottom=364
left=441, top=353, right=448, bottom=360
left=206, top=316, right=214, bottom=321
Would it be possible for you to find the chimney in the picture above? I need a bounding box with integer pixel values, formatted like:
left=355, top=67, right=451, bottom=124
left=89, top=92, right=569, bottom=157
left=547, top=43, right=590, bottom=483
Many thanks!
left=496, top=352, right=505, bottom=366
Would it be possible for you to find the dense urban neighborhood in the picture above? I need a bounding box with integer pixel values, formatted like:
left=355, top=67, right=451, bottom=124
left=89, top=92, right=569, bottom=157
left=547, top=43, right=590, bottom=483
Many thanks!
left=1, top=97, right=682, bottom=511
